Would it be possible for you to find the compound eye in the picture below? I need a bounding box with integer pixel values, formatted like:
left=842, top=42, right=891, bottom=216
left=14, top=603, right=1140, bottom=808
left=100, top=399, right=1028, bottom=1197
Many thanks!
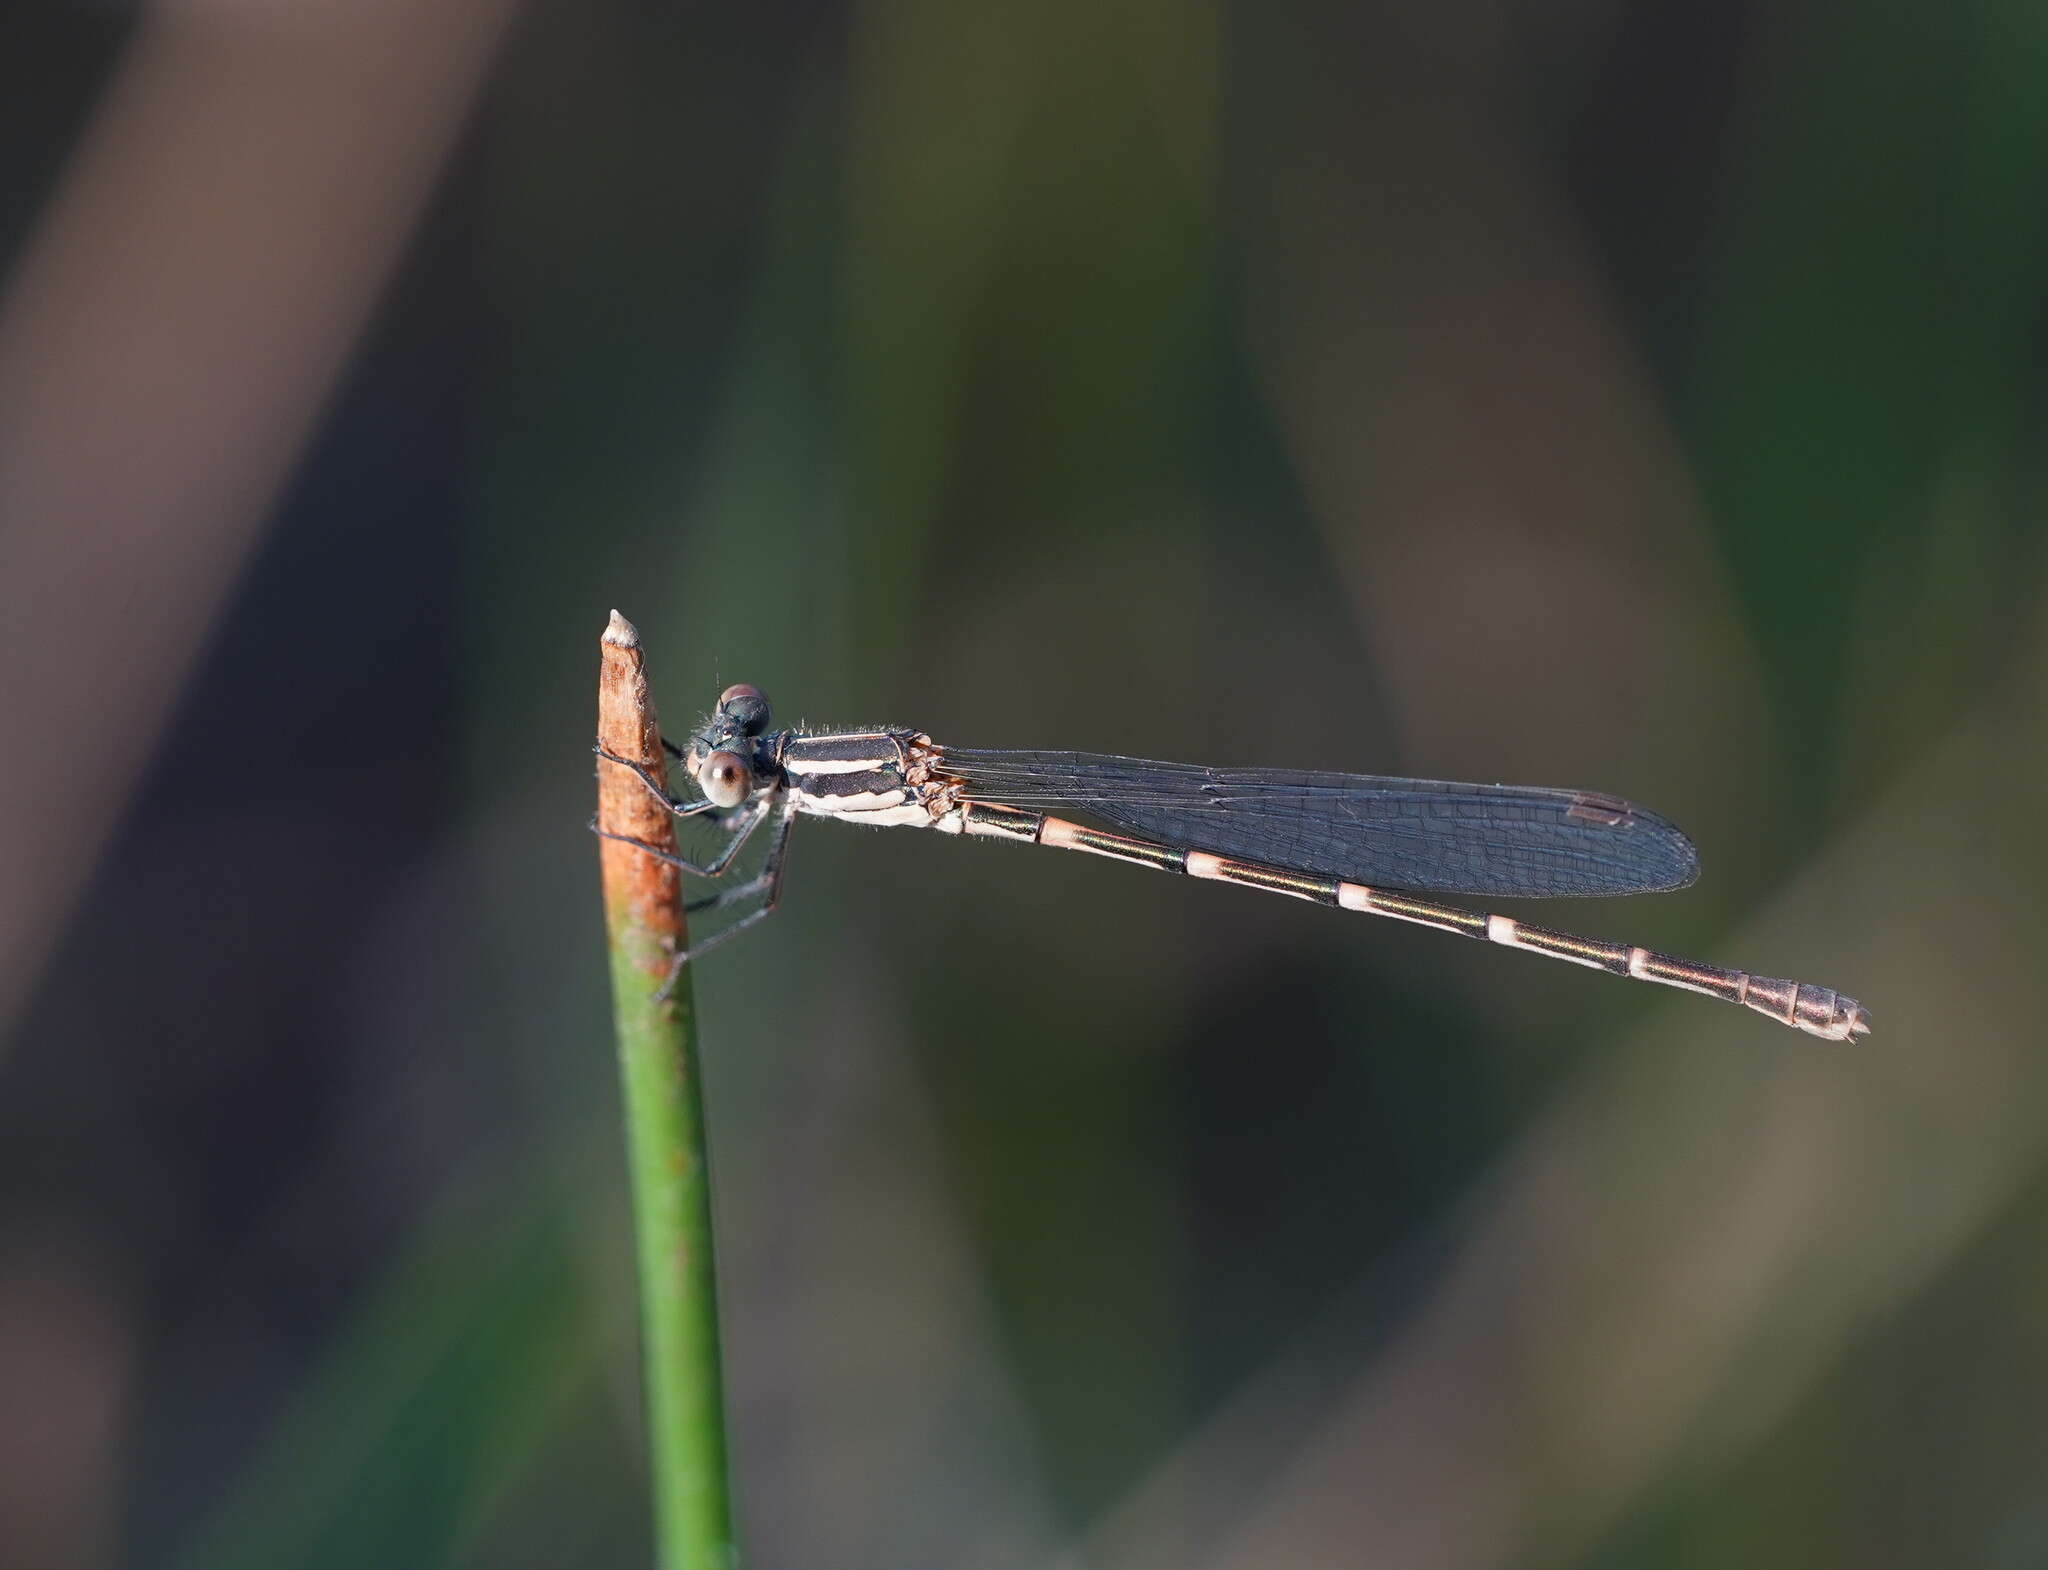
left=699, top=749, right=751, bottom=808
left=717, top=683, right=772, bottom=737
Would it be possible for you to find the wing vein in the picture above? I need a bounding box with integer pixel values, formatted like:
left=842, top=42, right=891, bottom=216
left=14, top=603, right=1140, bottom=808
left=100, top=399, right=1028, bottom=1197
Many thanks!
left=936, top=746, right=1699, bottom=898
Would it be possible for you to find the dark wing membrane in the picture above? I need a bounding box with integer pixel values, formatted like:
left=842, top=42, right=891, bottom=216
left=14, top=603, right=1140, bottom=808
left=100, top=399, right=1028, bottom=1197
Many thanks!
left=937, top=747, right=1699, bottom=898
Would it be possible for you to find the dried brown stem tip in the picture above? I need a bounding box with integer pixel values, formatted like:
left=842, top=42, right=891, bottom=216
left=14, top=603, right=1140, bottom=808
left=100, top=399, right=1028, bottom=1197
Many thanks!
left=597, top=610, right=686, bottom=972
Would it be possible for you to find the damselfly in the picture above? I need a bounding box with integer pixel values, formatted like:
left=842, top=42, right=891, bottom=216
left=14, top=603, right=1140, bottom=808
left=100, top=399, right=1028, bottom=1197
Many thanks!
left=595, top=684, right=1869, bottom=1040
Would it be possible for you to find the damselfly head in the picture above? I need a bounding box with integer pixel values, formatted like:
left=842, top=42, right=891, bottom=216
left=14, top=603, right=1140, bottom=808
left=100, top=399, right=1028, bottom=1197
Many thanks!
left=681, top=685, right=776, bottom=806
left=717, top=683, right=772, bottom=737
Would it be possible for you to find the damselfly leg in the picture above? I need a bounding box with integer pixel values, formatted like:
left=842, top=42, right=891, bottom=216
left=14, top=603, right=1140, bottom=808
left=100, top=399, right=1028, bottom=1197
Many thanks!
left=666, top=794, right=799, bottom=966
left=594, top=741, right=800, bottom=996
left=634, top=795, right=798, bottom=998
left=593, top=743, right=722, bottom=823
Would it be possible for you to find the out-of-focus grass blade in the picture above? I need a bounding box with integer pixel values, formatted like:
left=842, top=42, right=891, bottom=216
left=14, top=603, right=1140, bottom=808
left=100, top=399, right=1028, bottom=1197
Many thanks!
left=166, top=1203, right=598, bottom=1570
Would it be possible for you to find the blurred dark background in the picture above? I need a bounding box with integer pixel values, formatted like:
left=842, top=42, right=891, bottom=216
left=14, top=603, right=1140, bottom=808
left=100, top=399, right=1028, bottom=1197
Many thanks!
left=3, top=2, right=2045, bottom=1567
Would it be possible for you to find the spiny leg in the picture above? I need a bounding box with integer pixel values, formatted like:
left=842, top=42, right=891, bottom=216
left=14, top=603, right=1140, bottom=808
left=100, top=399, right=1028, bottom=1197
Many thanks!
left=592, top=741, right=722, bottom=825
left=589, top=788, right=774, bottom=879
left=652, top=796, right=800, bottom=998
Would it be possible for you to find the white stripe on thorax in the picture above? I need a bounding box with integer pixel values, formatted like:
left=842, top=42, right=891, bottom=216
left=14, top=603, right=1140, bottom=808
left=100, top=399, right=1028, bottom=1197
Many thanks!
left=796, top=786, right=906, bottom=812
left=783, top=733, right=904, bottom=774
left=797, top=799, right=932, bottom=828
left=785, top=754, right=898, bottom=776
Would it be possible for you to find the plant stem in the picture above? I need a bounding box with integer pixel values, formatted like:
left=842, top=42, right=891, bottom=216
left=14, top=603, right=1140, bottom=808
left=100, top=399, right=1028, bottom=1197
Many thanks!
left=595, top=610, right=736, bottom=1570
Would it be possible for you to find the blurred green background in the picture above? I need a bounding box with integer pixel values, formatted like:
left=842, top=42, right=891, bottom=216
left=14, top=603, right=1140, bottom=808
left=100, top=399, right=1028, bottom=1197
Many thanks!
left=2, top=2, right=2045, bottom=1567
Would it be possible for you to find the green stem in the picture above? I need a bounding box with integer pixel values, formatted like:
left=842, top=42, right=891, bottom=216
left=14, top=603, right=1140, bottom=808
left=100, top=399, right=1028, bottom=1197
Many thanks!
left=599, top=611, right=736, bottom=1570
left=607, top=941, right=734, bottom=1570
